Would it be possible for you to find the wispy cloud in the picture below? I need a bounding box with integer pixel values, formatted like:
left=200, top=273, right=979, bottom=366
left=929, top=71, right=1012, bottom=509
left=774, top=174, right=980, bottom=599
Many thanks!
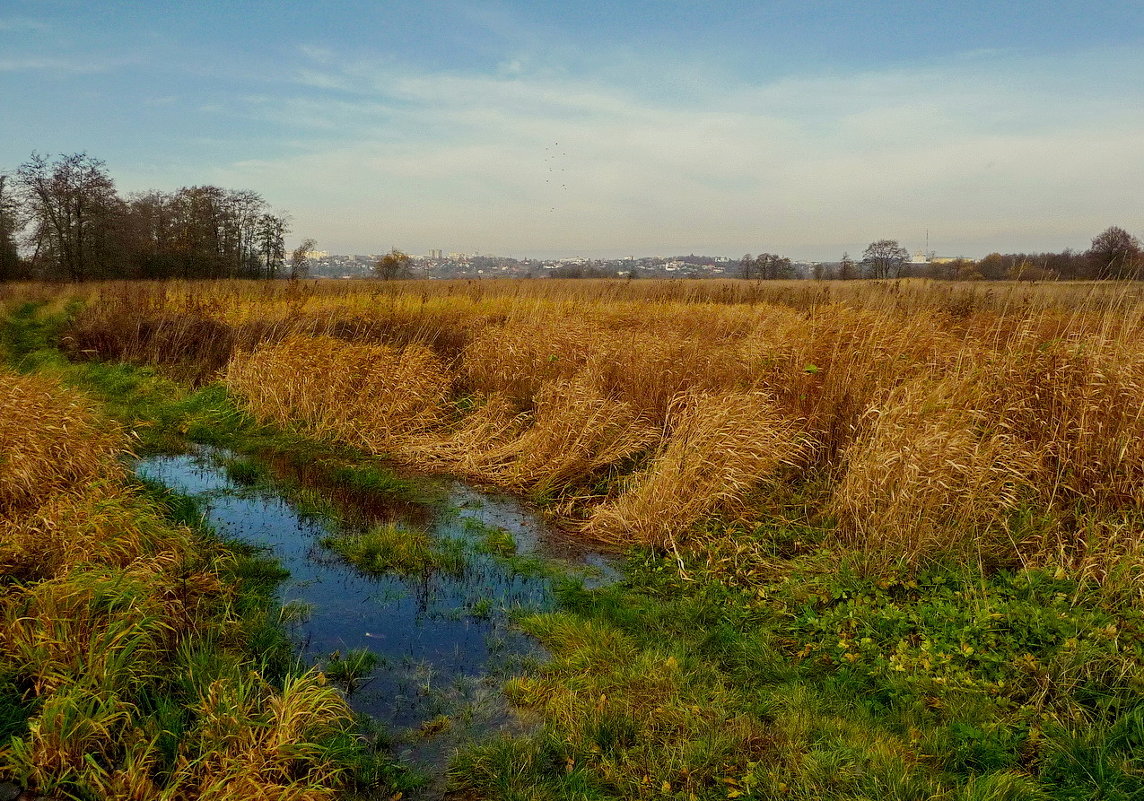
left=109, top=37, right=1141, bottom=257
left=0, top=55, right=129, bottom=74
left=0, top=17, right=49, bottom=32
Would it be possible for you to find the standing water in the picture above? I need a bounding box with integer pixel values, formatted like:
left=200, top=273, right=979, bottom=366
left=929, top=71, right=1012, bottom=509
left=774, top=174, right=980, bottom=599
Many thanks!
left=135, top=445, right=614, bottom=774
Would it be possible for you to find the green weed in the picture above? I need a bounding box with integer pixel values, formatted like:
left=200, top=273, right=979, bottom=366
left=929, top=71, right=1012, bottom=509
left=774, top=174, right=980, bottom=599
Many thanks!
left=468, top=598, right=495, bottom=619
left=221, top=455, right=266, bottom=486
left=321, top=523, right=466, bottom=576
left=478, top=527, right=519, bottom=558
left=323, top=649, right=380, bottom=694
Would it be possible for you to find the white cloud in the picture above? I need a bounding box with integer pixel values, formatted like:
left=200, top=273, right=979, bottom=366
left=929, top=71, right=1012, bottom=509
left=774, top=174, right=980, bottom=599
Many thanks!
left=196, top=44, right=1144, bottom=257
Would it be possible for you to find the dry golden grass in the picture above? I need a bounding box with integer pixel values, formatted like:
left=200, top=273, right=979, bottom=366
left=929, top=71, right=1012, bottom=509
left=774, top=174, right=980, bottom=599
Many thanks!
left=0, top=368, right=356, bottom=798
left=225, top=334, right=451, bottom=449
left=460, top=316, right=601, bottom=409
left=0, top=369, right=124, bottom=516
left=830, top=374, right=1040, bottom=568
left=473, top=369, right=658, bottom=495
left=584, top=391, right=808, bottom=546
left=401, top=392, right=527, bottom=471
left=985, top=330, right=1144, bottom=511
left=35, top=278, right=1144, bottom=574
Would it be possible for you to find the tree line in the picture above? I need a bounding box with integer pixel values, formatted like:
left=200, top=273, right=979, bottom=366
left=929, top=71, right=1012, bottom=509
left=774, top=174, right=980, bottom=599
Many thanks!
left=750, top=227, right=1143, bottom=282
left=4, top=152, right=1139, bottom=284
left=0, top=152, right=301, bottom=281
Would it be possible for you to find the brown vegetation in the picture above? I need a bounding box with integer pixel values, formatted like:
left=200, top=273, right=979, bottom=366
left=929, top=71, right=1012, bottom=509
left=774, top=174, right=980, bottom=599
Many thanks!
left=40, top=278, right=1144, bottom=583
left=0, top=372, right=121, bottom=518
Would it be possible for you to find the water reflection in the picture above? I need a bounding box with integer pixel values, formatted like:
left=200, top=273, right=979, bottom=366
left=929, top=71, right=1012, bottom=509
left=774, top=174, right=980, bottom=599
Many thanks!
left=135, top=445, right=613, bottom=769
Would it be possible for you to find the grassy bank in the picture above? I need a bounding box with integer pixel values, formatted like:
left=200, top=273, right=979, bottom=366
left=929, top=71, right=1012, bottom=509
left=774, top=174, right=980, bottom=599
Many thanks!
left=450, top=544, right=1142, bottom=800
left=0, top=301, right=415, bottom=798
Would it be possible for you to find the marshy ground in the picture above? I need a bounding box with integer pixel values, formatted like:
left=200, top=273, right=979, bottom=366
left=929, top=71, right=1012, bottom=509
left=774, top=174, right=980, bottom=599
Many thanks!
left=1, top=278, right=1142, bottom=800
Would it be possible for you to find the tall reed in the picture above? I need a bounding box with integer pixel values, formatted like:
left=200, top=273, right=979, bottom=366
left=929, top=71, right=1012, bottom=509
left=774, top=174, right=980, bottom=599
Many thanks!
left=44, top=278, right=1144, bottom=574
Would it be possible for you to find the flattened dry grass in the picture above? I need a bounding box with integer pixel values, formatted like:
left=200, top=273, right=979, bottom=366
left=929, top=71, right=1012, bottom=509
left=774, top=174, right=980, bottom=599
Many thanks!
left=583, top=391, right=808, bottom=547
left=474, top=369, right=658, bottom=496
left=0, top=369, right=123, bottom=516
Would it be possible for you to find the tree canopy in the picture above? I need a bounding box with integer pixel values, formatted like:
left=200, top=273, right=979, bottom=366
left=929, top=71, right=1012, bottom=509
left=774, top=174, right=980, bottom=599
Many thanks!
left=373, top=249, right=413, bottom=280
left=1087, top=226, right=1142, bottom=280
left=862, top=240, right=910, bottom=279
left=6, top=152, right=291, bottom=281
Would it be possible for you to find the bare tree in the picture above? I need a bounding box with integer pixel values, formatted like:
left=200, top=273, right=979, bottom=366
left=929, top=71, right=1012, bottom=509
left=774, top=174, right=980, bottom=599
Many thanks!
left=373, top=249, right=413, bottom=280
left=290, top=237, right=316, bottom=280
left=739, top=252, right=794, bottom=279
left=16, top=152, right=122, bottom=280
left=256, top=214, right=289, bottom=279
left=862, top=239, right=909, bottom=279
left=227, top=189, right=266, bottom=277
left=1087, top=226, right=1142, bottom=279
left=837, top=251, right=856, bottom=280
left=0, top=174, right=24, bottom=280
left=170, top=186, right=223, bottom=277
left=737, top=253, right=753, bottom=278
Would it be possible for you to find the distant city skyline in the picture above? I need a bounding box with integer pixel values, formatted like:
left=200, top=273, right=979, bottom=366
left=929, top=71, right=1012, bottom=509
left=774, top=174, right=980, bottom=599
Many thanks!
left=3, top=1, right=1141, bottom=262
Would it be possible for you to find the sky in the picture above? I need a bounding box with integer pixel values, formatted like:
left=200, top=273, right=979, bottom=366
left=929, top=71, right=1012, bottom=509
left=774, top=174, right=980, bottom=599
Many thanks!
left=2, top=1, right=1142, bottom=260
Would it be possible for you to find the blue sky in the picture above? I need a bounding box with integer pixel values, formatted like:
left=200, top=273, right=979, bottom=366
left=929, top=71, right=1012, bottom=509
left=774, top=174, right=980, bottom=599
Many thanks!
left=2, top=1, right=1142, bottom=259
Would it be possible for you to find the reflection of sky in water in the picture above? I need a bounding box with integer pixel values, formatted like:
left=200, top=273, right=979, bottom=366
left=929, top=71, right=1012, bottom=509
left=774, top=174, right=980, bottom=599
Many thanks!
left=135, top=447, right=613, bottom=741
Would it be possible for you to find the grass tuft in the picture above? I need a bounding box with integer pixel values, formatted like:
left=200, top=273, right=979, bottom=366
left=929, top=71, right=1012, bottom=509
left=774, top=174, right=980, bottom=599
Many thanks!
left=321, top=522, right=466, bottom=576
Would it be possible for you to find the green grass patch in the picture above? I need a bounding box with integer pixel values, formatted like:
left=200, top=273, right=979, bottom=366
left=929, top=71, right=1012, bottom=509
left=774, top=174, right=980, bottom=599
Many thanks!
left=324, top=461, right=424, bottom=500
left=0, top=299, right=78, bottom=370
left=450, top=527, right=1144, bottom=800
left=322, top=522, right=467, bottom=577
left=476, top=525, right=519, bottom=558
left=467, top=597, right=495, bottom=620
left=221, top=454, right=268, bottom=486
left=323, top=648, right=380, bottom=694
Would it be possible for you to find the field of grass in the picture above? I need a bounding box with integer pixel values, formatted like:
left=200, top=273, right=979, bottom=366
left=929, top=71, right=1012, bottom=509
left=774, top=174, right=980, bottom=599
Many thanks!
left=47, top=278, right=1144, bottom=566
left=2, top=276, right=1143, bottom=799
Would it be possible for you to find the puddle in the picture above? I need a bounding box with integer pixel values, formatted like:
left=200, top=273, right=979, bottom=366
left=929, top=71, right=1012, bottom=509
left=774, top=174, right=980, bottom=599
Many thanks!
left=134, top=445, right=613, bottom=777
